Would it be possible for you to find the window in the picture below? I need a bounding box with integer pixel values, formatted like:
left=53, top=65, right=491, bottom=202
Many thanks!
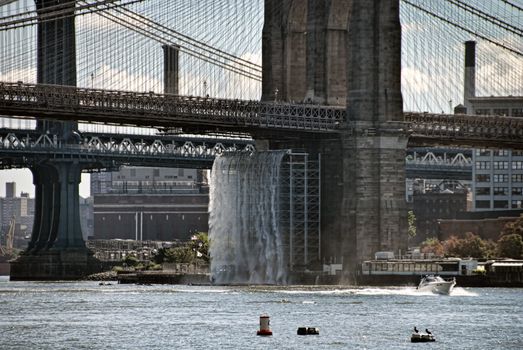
left=493, top=109, right=509, bottom=116
left=513, top=150, right=523, bottom=157
left=513, top=174, right=523, bottom=183
left=475, top=149, right=490, bottom=157
left=512, top=187, right=523, bottom=196
left=493, top=174, right=508, bottom=183
left=493, top=149, right=509, bottom=157
left=493, top=161, right=508, bottom=170
left=512, top=200, right=522, bottom=209
left=475, top=109, right=490, bottom=115
left=512, top=108, right=523, bottom=117
left=493, top=187, right=508, bottom=196
left=493, top=200, right=509, bottom=209
left=512, top=161, right=523, bottom=170
left=475, top=187, right=491, bottom=196
left=476, top=161, right=490, bottom=170
left=475, top=200, right=490, bottom=209
left=476, top=174, right=490, bottom=182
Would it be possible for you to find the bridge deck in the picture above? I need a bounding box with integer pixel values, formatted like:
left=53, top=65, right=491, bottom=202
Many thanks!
left=1, top=82, right=523, bottom=147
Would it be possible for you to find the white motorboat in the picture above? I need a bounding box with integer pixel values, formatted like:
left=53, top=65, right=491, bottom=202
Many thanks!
left=417, top=275, right=456, bottom=294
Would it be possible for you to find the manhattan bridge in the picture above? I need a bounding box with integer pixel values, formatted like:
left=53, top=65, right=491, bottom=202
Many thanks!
left=0, top=0, right=522, bottom=279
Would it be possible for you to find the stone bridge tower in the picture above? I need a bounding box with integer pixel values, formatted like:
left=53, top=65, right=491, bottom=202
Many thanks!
left=263, top=0, right=408, bottom=272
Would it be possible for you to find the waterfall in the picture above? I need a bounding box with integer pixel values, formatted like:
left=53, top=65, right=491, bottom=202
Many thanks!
left=209, top=150, right=288, bottom=284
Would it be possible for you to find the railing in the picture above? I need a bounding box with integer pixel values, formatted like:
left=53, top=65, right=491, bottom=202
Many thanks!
left=2, top=82, right=523, bottom=145
left=0, top=82, right=345, bottom=132
left=405, top=112, right=523, bottom=142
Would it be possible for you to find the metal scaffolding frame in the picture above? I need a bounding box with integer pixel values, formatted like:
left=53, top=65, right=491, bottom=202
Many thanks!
left=279, top=151, right=321, bottom=272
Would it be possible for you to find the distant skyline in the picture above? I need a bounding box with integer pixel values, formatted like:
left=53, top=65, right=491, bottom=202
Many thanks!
left=0, top=170, right=91, bottom=198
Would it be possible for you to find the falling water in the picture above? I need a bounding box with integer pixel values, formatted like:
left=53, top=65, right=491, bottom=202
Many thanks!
left=209, top=151, right=288, bottom=284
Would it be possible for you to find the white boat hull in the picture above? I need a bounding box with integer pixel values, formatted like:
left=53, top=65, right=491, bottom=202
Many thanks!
left=417, top=277, right=456, bottom=294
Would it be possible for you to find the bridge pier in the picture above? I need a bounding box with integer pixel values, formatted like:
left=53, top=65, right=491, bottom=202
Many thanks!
left=10, top=162, right=100, bottom=280
left=10, top=0, right=100, bottom=280
left=263, top=0, right=408, bottom=274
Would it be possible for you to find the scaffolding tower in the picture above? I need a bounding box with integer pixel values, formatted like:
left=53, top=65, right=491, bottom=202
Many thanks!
left=280, top=151, right=321, bottom=272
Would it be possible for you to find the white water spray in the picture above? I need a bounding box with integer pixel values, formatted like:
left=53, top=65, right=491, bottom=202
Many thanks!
left=209, top=151, right=288, bottom=284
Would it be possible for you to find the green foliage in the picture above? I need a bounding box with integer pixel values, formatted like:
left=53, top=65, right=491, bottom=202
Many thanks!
left=123, top=254, right=139, bottom=267
left=497, top=234, right=523, bottom=259
left=153, top=232, right=210, bottom=265
left=189, top=232, right=209, bottom=263
left=407, top=211, right=417, bottom=238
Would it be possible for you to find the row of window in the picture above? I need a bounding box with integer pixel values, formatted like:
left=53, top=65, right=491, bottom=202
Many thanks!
left=476, top=187, right=523, bottom=196
left=476, top=161, right=523, bottom=170
left=475, top=108, right=523, bottom=117
left=475, top=149, right=523, bottom=157
left=476, top=174, right=523, bottom=183
left=476, top=200, right=522, bottom=209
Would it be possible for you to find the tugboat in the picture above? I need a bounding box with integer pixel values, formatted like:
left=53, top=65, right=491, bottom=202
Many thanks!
left=417, top=275, right=456, bottom=295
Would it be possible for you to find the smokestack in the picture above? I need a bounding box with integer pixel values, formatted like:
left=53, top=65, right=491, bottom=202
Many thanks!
left=463, top=41, right=476, bottom=113
left=163, top=44, right=180, bottom=95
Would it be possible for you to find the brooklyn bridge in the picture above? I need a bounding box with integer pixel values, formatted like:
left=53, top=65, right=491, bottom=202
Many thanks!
left=0, top=0, right=522, bottom=279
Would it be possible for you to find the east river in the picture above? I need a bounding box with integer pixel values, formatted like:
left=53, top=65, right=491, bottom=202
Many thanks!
left=0, top=276, right=522, bottom=349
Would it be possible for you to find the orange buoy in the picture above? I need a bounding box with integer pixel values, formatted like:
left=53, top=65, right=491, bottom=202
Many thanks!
left=256, top=314, right=273, bottom=336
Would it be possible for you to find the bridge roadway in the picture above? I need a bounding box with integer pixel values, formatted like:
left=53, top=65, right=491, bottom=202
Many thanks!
left=0, top=128, right=472, bottom=180
left=1, top=82, right=523, bottom=148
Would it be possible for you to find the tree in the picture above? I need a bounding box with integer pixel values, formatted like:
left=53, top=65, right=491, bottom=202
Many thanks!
left=407, top=210, right=417, bottom=238
left=188, top=232, right=209, bottom=263
left=499, top=214, right=523, bottom=239
left=420, top=237, right=444, bottom=257
left=497, top=234, right=523, bottom=259
left=123, top=254, right=139, bottom=267
left=442, top=232, right=490, bottom=259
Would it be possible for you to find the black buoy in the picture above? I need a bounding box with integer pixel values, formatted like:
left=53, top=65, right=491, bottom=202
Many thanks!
left=297, top=327, right=319, bottom=335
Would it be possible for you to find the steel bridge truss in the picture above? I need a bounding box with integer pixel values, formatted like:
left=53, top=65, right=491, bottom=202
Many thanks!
left=0, top=129, right=255, bottom=170
left=280, top=152, right=321, bottom=272
left=405, top=112, right=523, bottom=148
left=405, top=148, right=472, bottom=180
left=2, top=83, right=523, bottom=147
left=0, top=82, right=344, bottom=133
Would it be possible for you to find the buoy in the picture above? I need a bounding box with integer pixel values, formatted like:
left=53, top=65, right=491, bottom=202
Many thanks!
left=256, top=314, right=273, bottom=336
left=297, top=327, right=320, bottom=335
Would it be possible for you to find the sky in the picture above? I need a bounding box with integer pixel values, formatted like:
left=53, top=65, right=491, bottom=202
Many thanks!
left=0, top=0, right=521, bottom=199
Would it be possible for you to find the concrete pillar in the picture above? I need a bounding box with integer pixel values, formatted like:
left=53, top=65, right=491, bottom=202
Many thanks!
left=163, top=44, right=180, bottom=95
left=463, top=41, right=476, bottom=113
left=35, top=0, right=77, bottom=138
left=53, top=162, right=85, bottom=249
left=29, top=164, right=59, bottom=253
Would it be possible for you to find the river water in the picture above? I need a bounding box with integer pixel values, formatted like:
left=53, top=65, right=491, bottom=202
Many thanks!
left=0, top=277, right=522, bottom=349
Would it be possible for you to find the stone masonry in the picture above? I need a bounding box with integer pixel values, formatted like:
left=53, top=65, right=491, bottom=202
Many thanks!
left=263, top=0, right=408, bottom=271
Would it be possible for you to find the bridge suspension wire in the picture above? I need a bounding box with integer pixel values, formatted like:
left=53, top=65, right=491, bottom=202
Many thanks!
left=400, top=0, right=523, bottom=113
left=1, top=0, right=521, bottom=119
left=0, top=0, right=143, bottom=31
left=79, top=2, right=262, bottom=81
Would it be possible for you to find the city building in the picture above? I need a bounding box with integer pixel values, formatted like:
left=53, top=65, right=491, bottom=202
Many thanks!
left=91, top=166, right=209, bottom=241
left=461, top=41, right=523, bottom=212
left=0, top=183, right=34, bottom=248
